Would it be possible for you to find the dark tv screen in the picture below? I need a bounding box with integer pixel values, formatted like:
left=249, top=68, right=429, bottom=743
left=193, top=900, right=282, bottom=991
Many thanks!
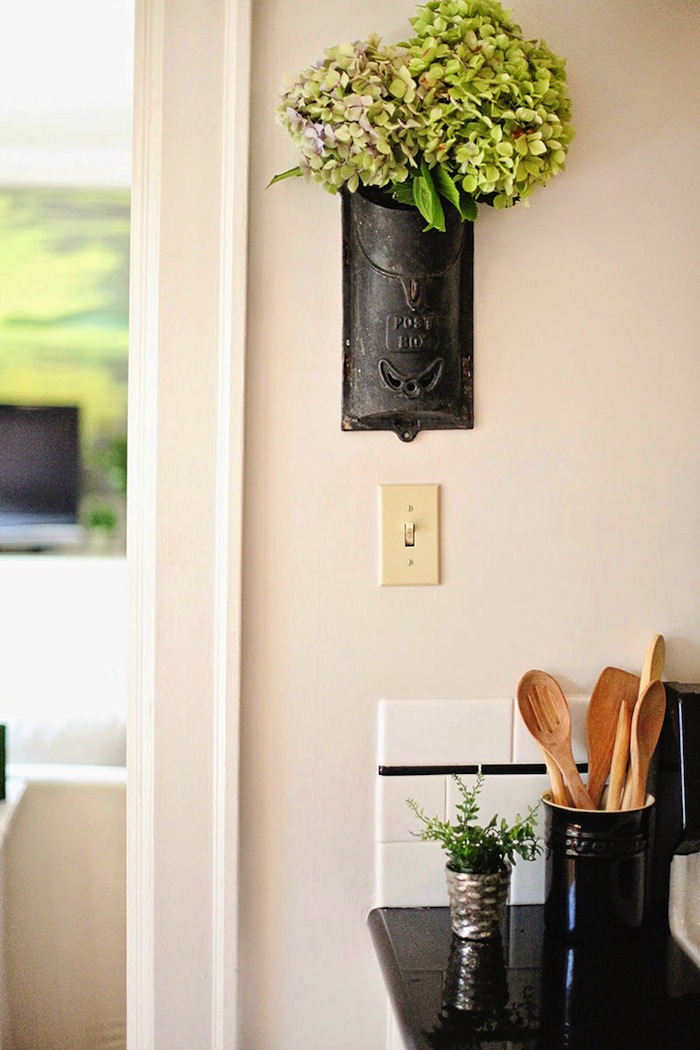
left=0, top=405, right=81, bottom=530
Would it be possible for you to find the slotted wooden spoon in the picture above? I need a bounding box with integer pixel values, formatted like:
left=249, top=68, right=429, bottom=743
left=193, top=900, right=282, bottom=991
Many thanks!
left=624, top=679, right=666, bottom=810
left=517, top=670, right=595, bottom=810
left=586, top=667, right=640, bottom=808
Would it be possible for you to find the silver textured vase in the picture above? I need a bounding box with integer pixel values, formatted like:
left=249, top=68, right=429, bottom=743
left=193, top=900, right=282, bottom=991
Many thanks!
left=445, top=862, right=511, bottom=940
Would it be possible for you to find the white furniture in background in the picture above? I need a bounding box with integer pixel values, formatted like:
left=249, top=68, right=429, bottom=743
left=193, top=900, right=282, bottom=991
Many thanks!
left=0, top=783, right=28, bottom=1050
left=1, top=769, right=125, bottom=1050
left=0, top=556, right=127, bottom=734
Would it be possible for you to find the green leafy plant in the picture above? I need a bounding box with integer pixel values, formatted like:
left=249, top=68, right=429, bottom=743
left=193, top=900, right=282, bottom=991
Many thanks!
left=407, top=772, right=541, bottom=874
left=87, top=505, right=118, bottom=532
left=272, top=0, right=572, bottom=231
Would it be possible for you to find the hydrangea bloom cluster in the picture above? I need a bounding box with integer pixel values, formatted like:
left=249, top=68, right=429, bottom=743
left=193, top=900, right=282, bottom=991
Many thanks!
left=278, top=36, right=421, bottom=193
left=275, top=0, right=572, bottom=226
left=405, top=0, right=573, bottom=208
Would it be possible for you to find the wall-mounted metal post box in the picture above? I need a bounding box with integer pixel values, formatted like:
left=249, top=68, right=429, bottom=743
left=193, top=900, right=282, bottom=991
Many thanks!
left=341, top=188, right=474, bottom=442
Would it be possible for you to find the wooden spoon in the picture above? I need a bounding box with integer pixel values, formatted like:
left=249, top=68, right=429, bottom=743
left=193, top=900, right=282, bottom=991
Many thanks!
left=640, top=634, right=666, bottom=694
left=517, top=670, right=595, bottom=810
left=624, top=679, right=666, bottom=810
left=605, top=702, right=633, bottom=810
left=621, top=635, right=666, bottom=808
left=586, top=667, right=640, bottom=808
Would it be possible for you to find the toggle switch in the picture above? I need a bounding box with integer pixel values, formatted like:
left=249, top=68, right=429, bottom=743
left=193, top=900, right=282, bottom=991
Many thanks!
left=379, top=484, right=440, bottom=586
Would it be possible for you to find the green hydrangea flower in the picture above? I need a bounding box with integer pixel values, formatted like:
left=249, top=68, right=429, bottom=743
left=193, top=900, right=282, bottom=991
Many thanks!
left=405, top=0, right=573, bottom=210
left=276, top=36, right=424, bottom=193
left=272, top=0, right=573, bottom=229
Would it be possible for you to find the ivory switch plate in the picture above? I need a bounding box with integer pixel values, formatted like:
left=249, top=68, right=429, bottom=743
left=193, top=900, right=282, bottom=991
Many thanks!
left=379, top=484, right=440, bottom=586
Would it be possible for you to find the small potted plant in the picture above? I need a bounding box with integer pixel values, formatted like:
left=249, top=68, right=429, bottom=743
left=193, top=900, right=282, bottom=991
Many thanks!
left=407, top=772, right=541, bottom=939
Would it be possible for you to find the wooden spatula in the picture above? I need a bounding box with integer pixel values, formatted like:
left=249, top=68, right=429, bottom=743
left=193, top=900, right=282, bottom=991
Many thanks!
left=586, top=667, right=640, bottom=808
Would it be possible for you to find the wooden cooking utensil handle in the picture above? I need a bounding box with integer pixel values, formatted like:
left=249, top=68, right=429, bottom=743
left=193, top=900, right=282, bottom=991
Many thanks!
left=620, top=639, right=665, bottom=808
left=551, top=746, right=596, bottom=810
left=620, top=735, right=636, bottom=809
left=541, top=746, right=571, bottom=807
left=605, top=703, right=631, bottom=811
left=623, top=680, right=666, bottom=810
left=620, top=763, right=634, bottom=809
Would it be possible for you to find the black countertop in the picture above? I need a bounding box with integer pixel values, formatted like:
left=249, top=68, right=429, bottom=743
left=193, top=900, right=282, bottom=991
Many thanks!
left=368, top=905, right=700, bottom=1049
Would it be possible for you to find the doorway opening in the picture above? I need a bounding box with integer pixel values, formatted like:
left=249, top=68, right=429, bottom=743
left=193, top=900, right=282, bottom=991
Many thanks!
left=0, top=2, right=133, bottom=1047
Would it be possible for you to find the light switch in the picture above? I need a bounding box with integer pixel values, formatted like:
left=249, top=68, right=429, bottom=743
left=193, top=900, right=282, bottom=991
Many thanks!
left=379, top=484, right=440, bottom=586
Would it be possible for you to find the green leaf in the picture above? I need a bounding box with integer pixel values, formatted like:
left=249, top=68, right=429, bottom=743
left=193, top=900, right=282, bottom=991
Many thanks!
left=432, top=166, right=477, bottom=223
left=414, top=160, right=445, bottom=232
left=390, top=181, right=415, bottom=206
left=457, top=191, right=477, bottom=221
left=266, top=166, right=302, bottom=188
left=432, top=166, right=460, bottom=210
left=412, top=175, right=434, bottom=227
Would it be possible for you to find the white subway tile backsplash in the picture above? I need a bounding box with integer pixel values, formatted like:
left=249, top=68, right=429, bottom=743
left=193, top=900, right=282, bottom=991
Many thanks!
left=506, top=776, right=549, bottom=906
left=376, top=777, right=549, bottom=906
left=377, top=842, right=448, bottom=907
left=378, top=775, right=446, bottom=844
left=512, top=694, right=589, bottom=764
left=511, top=844, right=547, bottom=906
left=379, top=698, right=513, bottom=767
left=375, top=692, right=585, bottom=908
left=445, top=771, right=549, bottom=905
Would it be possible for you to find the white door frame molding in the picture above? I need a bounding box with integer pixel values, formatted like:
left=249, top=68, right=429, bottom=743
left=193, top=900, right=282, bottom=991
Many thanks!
left=127, top=1, right=250, bottom=1047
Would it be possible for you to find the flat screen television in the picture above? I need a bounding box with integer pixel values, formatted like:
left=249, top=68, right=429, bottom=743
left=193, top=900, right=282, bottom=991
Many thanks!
left=0, top=404, right=84, bottom=549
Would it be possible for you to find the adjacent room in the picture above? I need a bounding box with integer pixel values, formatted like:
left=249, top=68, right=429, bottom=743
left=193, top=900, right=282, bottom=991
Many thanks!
left=0, top=2, right=132, bottom=1047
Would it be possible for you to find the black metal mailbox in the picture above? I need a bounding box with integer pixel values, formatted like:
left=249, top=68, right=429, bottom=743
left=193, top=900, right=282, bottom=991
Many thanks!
left=341, top=187, right=474, bottom=442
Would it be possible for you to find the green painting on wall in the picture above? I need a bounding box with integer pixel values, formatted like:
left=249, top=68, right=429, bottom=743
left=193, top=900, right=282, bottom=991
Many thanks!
left=0, top=186, right=129, bottom=550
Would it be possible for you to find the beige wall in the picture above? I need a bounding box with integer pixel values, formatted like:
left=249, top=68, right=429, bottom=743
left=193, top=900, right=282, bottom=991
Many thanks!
left=240, top=2, right=700, bottom=1047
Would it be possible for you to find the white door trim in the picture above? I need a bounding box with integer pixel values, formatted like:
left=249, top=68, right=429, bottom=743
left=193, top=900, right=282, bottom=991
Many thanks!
left=211, top=0, right=251, bottom=1044
left=127, top=0, right=250, bottom=1046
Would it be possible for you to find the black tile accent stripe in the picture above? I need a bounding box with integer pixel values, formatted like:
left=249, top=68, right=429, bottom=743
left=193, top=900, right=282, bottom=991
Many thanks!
left=378, top=762, right=588, bottom=776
